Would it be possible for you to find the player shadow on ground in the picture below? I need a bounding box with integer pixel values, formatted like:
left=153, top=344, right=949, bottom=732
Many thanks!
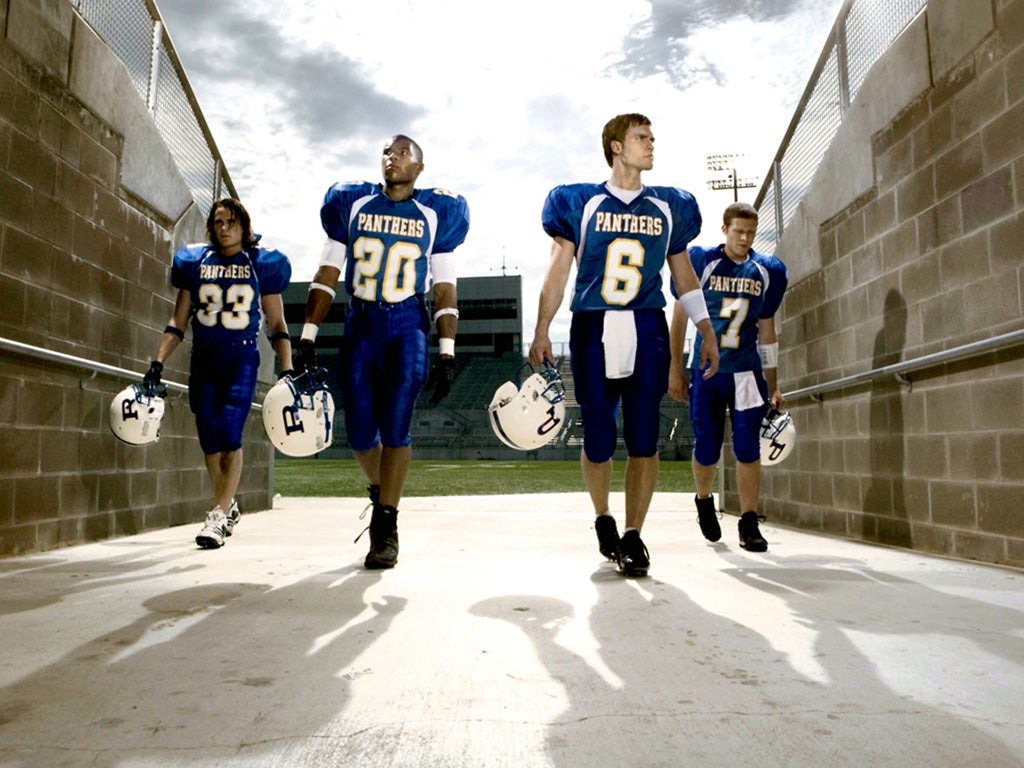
left=0, top=543, right=204, bottom=617
left=472, top=555, right=1020, bottom=767
left=711, top=544, right=1023, bottom=761
left=0, top=565, right=406, bottom=767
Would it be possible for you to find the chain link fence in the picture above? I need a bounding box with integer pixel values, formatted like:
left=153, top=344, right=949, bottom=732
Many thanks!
left=71, top=0, right=235, bottom=214
left=754, top=0, right=927, bottom=253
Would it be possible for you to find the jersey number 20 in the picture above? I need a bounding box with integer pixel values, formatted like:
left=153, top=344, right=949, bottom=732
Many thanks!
left=351, top=237, right=420, bottom=303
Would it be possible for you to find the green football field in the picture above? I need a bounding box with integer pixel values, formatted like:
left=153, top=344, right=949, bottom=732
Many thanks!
left=273, top=459, right=697, bottom=497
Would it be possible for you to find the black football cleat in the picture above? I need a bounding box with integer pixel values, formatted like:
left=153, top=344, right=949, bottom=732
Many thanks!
left=363, top=505, right=399, bottom=569
left=695, top=494, right=722, bottom=542
left=617, top=529, right=650, bottom=578
left=738, top=511, right=768, bottom=552
left=595, top=514, right=621, bottom=561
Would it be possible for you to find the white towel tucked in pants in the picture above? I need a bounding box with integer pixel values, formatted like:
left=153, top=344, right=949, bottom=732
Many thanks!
left=734, top=371, right=765, bottom=410
left=602, top=311, right=637, bottom=379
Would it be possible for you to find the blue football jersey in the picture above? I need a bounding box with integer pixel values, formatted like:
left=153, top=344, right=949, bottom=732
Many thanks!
left=542, top=182, right=701, bottom=312
left=320, top=182, right=470, bottom=303
left=687, top=245, right=789, bottom=373
left=171, top=243, right=291, bottom=345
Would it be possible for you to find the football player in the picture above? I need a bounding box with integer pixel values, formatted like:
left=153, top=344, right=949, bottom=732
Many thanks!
left=529, top=113, right=719, bottom=577
left=668, top=202, right=789, bottom=552
left=143, top=198, right=293, bottom=549
left=296, top=134, right=470, bottom=570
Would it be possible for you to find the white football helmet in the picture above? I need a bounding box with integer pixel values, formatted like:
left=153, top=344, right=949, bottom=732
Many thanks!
left=109, top=383, right=166, bottom=445
left=760, top=408, right=796, bottom=466
left=262, top=369, right=335, bottom=457
left=489, top=362, right=566, bottom=450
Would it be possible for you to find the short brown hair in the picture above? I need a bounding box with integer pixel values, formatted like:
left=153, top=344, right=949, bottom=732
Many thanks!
left=601, top=113, right=651, bottom=167
left=723, top=202, right=758, bottom=228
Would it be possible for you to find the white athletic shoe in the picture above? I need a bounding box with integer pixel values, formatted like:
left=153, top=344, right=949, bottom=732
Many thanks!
left=225, top=499, right=240, bottom=536
left=196, top=507, right=228, bottom=549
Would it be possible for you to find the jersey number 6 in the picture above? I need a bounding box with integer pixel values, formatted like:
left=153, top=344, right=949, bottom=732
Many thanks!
left=601, top=238, right=645, bottom=306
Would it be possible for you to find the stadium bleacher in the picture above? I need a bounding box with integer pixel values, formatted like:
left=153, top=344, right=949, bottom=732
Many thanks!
left=407, top=354, right=693, bottom=461
left=321, top=353, right=692, bottom=461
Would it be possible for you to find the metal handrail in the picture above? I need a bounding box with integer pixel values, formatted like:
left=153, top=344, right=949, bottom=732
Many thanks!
left=9, top=326, right=1021, bottom=411
left=786, top=328, right=1024, bottom=402
left=0, top=335, right=263, bottom=411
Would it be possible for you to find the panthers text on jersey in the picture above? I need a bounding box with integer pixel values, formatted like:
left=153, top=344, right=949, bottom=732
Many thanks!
left=171, top=243, right=291, bottom=345
left=687, top=245, right=789, bottom=373
left=320, top=182, right=471, bottom=303
left=541, top=182, right=702, bottom=312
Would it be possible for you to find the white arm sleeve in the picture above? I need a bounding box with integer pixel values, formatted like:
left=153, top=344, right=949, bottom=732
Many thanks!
left=758, top=342, right=779, bottom=368
left=319, top=237, right=347, bottom=270
left=676, top=288, right=710, bottom=325
left=431, top=251, right=457, bottom=285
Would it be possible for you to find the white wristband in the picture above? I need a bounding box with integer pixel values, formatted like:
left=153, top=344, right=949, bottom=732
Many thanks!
left=758, top=342, right=779, bottom=368
left=439, top=337, right=455, bottom=357
left=676, top=289, right=710, bottom=325
left=301, top=323, right=319, bottom=343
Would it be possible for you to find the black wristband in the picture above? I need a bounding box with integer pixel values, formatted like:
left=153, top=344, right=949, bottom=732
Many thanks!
left=270, top=331, right=290, bottom=343
left=164, top=325, right=184, bottom=341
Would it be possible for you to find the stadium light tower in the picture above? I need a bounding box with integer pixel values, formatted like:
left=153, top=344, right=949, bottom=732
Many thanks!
left=706, top=153, right=757, bottom=202
left=491, top=247, right=519, bottom=276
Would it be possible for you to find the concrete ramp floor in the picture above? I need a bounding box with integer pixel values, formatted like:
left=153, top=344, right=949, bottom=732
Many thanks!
left=1, top=493, right=1021, bottom=767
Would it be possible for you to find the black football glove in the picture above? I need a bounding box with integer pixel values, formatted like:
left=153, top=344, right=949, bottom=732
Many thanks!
left=142, top=360, right=163, bottom=390
left=424, top=357, right=455, bottom=404
left=294, top=339, right=317, bottom=375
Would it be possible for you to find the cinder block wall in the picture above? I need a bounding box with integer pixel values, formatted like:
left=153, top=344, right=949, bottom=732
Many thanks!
left=733, top=0, right=1024, bottom=568
left=0, top=0, right=275, bottom=555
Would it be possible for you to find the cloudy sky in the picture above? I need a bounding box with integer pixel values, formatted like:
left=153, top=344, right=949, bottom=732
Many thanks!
left=156, top=0, right=840, bottom=347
